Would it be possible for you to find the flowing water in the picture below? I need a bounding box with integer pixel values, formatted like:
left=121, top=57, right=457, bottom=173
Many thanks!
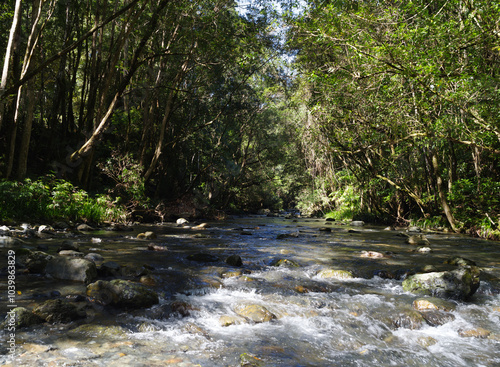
left=1, top=215, right=500, bottom=366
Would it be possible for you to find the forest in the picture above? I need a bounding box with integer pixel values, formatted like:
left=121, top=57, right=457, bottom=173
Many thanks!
left=1, top=0, right=499, bottom=239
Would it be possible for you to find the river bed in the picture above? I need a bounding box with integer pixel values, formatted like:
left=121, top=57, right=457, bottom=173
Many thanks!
left=1, top=215, right=500, bottom=366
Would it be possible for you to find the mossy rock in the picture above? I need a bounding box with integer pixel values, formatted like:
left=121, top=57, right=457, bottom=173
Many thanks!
left=87, top=279, right=159, bottom=309
left=68, top=324, right=128, bottom=338
left=234, top=303, right=276, bottom=323
left=2, top=307, right=44, bottom=328
left=33, top=299, right=86, bottom=323
left=271, top=258, right=301, bottom=268
left=402, top=266, right=480, bottom=300
left=317, top=269, right=354, bottom=280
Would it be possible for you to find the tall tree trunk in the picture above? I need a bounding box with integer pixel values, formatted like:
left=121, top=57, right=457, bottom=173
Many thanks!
left=0, top=0, right=22, bottom=133
left=431, top=151, right=460, bottom=232
left=16, top=83, right=35, bottom=180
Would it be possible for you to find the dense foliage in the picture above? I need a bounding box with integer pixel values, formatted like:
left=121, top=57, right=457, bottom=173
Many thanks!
left=0, top=0, right=499, bottom=238
left=287, top=0, right=500, bottom=238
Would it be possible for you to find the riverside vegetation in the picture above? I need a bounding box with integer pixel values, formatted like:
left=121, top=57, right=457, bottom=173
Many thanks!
left=1, top=1, right=499, bottom=238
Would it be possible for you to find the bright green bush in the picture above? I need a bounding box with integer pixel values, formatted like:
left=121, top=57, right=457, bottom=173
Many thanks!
left=0, top=175, right=126, bottom=223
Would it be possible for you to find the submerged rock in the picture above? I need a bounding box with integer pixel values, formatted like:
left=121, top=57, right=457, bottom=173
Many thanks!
left=86, top=279, right=159, bottom=309
left=33, top=299, right=86, bottom=323
left=68, top=324, right=128, bottom=338
left=402, top=266, right=480, bottom=300
left=226, top=254, right=243, bottom=267
left=420, top=310, right=456, bottom=326
left=187, top=253, right=219, bottom=262
left=405, top=235, right=430, bottom=246
left=271, top=258, right=301, bottom=268
left=45, top=256, right=97, bottom=284
left=391, top=309, right=426, bottom=329
left=317, top=268, right=354, bottom=280
left=444, top=256, right=476, bottom=266
left=350, top=221, right=365, bottom=226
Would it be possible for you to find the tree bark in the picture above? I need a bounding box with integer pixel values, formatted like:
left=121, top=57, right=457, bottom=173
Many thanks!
left=0, top=0, right=22, bottom=132
left=432, top=151, right=460, bottom=232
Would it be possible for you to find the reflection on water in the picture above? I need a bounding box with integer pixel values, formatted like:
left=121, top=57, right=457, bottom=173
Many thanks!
left=1, top=215, right=500, bottom=366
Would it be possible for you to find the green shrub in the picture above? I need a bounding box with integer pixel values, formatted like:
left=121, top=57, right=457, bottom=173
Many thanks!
left=0, top=176, right=126, bottom=223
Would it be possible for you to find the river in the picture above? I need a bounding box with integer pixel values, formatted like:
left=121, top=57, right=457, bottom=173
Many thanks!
left=1, top=215, right=500, bottom=366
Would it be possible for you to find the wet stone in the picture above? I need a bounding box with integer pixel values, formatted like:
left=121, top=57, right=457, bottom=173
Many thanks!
left=33, top=299, right=86, bottom=323
left=234, top=303, right=276, bottom=323
left=459, top=327, right=491, bottom=338
left=317, top=268, right=354, bottom=280
left=421, top=310, right=456, bottom=326
left=271, top=258, right=301, bottom=267
left=226, top=254, right=243, bottom=267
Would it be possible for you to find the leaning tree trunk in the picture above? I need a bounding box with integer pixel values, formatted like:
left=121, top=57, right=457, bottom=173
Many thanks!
left=431, top=151, right=460, bottom=232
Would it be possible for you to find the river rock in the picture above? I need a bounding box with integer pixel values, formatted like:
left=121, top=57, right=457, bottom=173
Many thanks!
left=86, top=279, right=159, bottom=309
left=226, top=254, right=243, bottom=267
left=37, top=225, right=55, bottom=234
left=84, top=252, right=104, bottom=263
left=16, top=248, right=52, bottom=273
left=192, top=223, right=210, bottom=229
left=402, top=266, right=480, bottom=300
left=0, top=235, right=26, bottom=247
left=176, top=218, right=189, bottom=225
left=219, top=315, right=246, bottom=327
left=45, top=256, right=97, bottom=284
left=405, top=235, right=430, bottom=246
left=57, top=240, right=80, bottom=252
left=3, top=307, right=44, bottom=328
left=360, top=251, right=386, bottom=258
left=187, top=253, right=219, bottom=262
left=317, top=268, right=354, bottom=280
left=444, top=256, right=476, bottom=266
left=147, top=243, right=168, bottom=251
left=68, top=324, right=128, bottom=338
left=421, top=310, right=456, bottom=326
left=99, top=261, right=121, bottom=277
left=350, top=221, right=365, bottom=226
left=277, top=231, right=299, bottom=239
left=137, top=231, right=156, bottom=239
left=240, top=352, right=264, bottom=367
left=412, top=297, right=456, bottom=312
left=271, top=258, right=301, bottom=267
left=0, top=225, right=11, bottom=234
left=459, top=327, right=491, bottom=338
left=391, top=309, right=426, bottom=329
left=234, top=303, right=276, bottom=323
left=76, top=223, right=95, bottom=231
left=33, top=299, right=86, bottom=323
left=58, top=250, right=84, bottom=257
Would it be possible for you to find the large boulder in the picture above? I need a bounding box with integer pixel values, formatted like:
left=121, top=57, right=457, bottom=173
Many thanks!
left=86, top=279, right=159, bottom=309
left=402, top=266, right=480, bottom=300
left=45, top=256, right=97, bottom=284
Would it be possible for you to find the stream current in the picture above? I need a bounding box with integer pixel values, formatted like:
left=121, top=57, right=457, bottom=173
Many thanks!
left=1, top=215, right=500, bottom=366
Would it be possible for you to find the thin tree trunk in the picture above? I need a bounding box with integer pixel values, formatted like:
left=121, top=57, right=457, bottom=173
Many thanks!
left=16, top=84, right=35, bottom=180
left=431, top=151, right=460, bottom=232
left=0, top=0, right=22, bottom=132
